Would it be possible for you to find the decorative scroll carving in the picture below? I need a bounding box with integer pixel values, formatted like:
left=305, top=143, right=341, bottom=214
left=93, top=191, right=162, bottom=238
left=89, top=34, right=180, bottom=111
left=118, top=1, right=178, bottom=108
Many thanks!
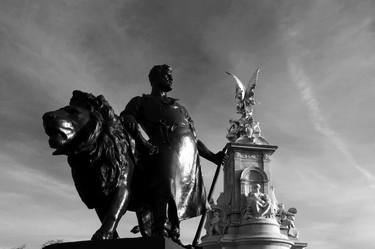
left=263, top=152, right=272, bottom=161
left=234, top=152, right=260, bottom=160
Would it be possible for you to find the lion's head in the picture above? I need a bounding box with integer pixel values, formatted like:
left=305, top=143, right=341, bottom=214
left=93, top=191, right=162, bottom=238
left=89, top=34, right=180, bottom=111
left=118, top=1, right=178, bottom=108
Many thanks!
left=43, top=96, right=89, bottom=154
left=43, top=90, right=122, bottom=154
left=43, top=90, right=133, bottom=204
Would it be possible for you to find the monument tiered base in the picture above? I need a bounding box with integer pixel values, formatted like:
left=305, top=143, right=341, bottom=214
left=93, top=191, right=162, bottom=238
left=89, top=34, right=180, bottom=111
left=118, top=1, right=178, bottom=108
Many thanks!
left=280, top=227, right=308, bottom=249
left=43, top=237, right=185, bottom=249
left=200, top=218, right=294, bottom=249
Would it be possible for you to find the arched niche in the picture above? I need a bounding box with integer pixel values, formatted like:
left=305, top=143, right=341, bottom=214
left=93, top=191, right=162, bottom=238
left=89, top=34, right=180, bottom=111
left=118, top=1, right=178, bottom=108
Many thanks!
left=240, top=167, right=269, bottom=196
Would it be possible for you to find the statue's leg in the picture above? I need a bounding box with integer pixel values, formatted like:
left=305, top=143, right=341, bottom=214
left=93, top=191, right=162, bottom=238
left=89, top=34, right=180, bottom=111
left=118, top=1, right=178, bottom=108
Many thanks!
left=254, top=203, right=261, bottom=217
left=91, top=181, right=131, bottom=240
left=136, top=210, right=151, bottom=237
left=151, top=195, right=168, bottom=237
left=167, top=199, right=180, bottom=240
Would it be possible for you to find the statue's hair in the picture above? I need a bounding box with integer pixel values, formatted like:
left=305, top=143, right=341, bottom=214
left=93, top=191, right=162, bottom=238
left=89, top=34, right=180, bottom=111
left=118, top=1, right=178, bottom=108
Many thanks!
left=148, top=64, right=171, bottom=84
left=69, top=90, right=130, bottom=195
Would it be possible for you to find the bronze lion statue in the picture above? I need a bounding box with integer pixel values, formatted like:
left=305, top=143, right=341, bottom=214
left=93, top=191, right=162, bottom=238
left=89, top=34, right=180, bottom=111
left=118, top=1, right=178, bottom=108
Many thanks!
left=42, top=90, right=153, bottom=240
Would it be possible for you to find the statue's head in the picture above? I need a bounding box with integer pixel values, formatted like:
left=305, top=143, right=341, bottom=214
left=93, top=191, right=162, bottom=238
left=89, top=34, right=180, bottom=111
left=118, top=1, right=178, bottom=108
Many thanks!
left=148, top=64, right=173, bottom=92
left=252, top=183, right=261, bottom=192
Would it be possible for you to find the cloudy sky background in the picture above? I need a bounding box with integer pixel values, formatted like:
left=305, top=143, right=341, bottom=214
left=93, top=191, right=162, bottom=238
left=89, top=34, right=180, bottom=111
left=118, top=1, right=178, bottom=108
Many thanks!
left=1, top=0, right=375, bottom=248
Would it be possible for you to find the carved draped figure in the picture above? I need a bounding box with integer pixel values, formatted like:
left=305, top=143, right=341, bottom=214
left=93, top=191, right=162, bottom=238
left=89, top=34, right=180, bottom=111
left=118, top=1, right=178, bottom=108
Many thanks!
left=121, top=94, right=206, bottom=220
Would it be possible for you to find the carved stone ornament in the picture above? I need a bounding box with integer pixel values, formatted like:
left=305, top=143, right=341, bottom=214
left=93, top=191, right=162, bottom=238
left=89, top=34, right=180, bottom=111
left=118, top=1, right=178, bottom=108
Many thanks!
left=225, top=69, right=269, bottom=145
left=241, top=184, right=278, bottom=220
left=234, top=152, right=259, bottom=160
left=277, top=204, right=300, bottom=239
left=263, top=152, right=272, bottom=161
left=203, top=197, right=228, bottom=237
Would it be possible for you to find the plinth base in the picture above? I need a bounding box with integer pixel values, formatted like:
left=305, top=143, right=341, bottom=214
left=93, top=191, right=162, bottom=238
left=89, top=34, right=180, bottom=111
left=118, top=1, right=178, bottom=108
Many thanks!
left=280, top=227, right=308, bottom=249
left=43, top=237, right=185, bottom=249
left=200, top=219, right=294, bottom=249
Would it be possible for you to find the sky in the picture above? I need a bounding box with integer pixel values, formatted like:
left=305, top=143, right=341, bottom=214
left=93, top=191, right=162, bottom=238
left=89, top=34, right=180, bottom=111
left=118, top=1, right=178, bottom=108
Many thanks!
left=0, top=0, right=375, bottom=248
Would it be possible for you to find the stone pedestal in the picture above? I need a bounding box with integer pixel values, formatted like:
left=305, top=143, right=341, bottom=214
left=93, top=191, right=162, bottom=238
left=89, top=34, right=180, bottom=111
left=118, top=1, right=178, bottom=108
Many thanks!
left=43, top=237, right=184, bottom=249
left=200, top=142, right=305, bottom=249
left=219, top=218, right=293, bottom=249
left=222, top=143, right=278, bottom=226
left=280, top=227, right=308, bottom=249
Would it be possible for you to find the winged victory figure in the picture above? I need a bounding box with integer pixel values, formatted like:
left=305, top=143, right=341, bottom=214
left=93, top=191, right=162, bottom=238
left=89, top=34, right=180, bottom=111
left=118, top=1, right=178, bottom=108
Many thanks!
left=226, top=68, right=267, bottom=144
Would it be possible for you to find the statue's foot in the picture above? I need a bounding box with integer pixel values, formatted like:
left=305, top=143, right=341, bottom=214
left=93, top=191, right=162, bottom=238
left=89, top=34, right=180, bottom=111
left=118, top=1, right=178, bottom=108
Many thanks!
left=169, top=227, right=180, bottom=241
left=151, top=229, right=169, bottom=238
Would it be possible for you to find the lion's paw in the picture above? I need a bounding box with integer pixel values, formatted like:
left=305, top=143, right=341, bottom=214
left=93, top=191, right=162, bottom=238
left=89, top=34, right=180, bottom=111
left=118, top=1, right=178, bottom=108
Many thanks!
left=91, top=229, right=116, bottom=240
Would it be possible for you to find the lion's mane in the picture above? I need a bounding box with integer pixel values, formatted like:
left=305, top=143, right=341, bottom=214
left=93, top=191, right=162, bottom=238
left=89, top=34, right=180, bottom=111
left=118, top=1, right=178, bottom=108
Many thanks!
left=67, top=90, right=133, bottom=208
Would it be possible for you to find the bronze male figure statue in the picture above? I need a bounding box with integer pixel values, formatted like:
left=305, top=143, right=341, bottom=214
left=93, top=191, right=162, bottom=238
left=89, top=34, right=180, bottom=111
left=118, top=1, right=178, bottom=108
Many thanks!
left=121, top=64, right=225, bottom=240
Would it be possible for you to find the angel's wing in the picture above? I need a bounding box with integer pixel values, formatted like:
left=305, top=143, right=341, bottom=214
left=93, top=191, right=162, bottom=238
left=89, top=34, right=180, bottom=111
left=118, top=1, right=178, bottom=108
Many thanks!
left=226, top=72, right=245, bottom=101
left=245, top=68, right=259, bottom=99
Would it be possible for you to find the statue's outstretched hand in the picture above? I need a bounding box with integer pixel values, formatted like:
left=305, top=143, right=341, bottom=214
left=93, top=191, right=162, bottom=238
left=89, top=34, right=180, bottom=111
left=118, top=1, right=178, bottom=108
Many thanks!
left=214, top=150, right=228, bottom=166
left=140, top=140, right=159, bottom=155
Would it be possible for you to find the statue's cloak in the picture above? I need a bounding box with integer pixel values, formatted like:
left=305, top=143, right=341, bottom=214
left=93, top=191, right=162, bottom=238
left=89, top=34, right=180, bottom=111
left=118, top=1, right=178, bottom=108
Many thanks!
left=121, top=94, right=206, bottom=220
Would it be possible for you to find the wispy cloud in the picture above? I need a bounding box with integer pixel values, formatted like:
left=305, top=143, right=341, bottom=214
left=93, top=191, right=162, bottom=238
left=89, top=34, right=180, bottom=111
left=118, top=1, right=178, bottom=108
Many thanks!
left=288, top=59, right=375, bottom=184
left=1, top=1, right=375, bottom=248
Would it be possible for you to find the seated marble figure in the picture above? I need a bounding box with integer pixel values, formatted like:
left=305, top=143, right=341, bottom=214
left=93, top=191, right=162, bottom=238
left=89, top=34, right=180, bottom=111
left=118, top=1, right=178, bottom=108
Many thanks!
left=243, top=184, right=272, bottom=219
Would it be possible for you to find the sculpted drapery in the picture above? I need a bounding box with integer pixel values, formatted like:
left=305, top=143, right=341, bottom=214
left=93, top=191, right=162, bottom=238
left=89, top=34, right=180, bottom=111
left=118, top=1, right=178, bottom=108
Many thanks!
left=121, top=94, right=206, bottom=221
